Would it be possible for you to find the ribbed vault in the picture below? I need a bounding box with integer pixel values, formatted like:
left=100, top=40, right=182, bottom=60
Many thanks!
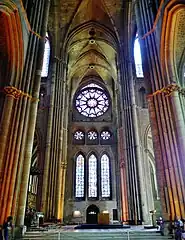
left=50, top=0, right=123, bottom=96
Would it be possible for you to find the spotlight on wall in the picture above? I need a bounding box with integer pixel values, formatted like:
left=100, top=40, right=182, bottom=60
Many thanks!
left=102, top=210, right=109, bottom=214
left=73, top=210, right=81, bottom=218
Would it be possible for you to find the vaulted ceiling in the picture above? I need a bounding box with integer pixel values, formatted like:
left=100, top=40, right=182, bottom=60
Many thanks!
left=49, top=0, right=125, bottom=94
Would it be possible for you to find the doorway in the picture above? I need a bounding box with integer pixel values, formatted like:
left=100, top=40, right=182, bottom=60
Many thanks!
left=86, top=205, right=100, bottom=224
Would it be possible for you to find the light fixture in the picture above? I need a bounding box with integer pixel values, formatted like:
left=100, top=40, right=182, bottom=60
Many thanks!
left=102, top=210, right=109, bottom=214
left=89, top=37, right=96, bottom=44
left=89, top=28, right=96, bottom=44
left=89, top=64, right=95, bottom=69
left=73, top=210, right=81, bottom=218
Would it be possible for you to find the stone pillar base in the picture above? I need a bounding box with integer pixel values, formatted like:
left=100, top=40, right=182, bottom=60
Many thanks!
left=14, top=225, right=27, bottom=239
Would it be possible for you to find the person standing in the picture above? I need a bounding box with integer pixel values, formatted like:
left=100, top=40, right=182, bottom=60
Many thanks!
left=2, top=216, right=13, bottom=240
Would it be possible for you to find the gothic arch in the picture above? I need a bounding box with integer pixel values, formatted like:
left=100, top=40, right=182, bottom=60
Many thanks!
left=143, top=125, right=159, bottom=200
left=0, top=1, right=23, bottom=86
left=161, top=2, right=185, bottom=86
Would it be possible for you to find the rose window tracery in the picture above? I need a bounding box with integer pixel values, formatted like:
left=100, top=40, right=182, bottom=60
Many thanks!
left=101, top=131, right=111, bottom=140
left=75, top=84, right=109, bottom=118
left=88, top=131, right=98, bottom=140
left=74, top=131, right=84, bottom=140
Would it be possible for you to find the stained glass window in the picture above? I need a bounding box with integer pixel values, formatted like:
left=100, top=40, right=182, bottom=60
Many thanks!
left=75, top=84, right=109, bottom=118
left=101, top=131, right=111, bottom=140
left=101, top=154, right=111, bottom=198
left=75, top=154, right=85, bottom=198
left=82, top=83, right=103, bottom=90
left=74, top=131, right=84, bottom=140
left=41, top=34, right=50, bottom=77
left=88, top=131, right=98, bottom=140
left=134, top=36, right=144, bottom=78
left=88, top=154, right=97, bottom=198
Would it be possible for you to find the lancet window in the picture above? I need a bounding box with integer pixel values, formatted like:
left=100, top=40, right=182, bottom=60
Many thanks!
left=75, top=154, right=85, bottom=198
left=74, top=152, right=111, bottom=200
left=134, top=36, right=144, bottom=78
left=41, top=33, right=50, bottom=78
left=88, top=154, right=98, bottom=198
left=101, top=154, right=111, bottom=198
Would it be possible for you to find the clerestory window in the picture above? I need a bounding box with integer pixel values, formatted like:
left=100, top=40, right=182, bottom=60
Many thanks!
left=41, top=33, right=50, bottom=78
left=134, top=35, right=144, bottom=78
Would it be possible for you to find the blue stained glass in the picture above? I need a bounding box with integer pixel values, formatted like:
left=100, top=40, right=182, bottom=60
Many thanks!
left=88, top=154, right=97, bottom=197
left=101, top=154, right=110, bottom=198
left=75, top=154, right=85, bottom=198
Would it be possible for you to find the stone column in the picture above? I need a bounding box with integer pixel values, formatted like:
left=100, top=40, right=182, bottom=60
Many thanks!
left=117, top=127, right=129, bottom=222
left=41, top=59, right=57, bottom=216
left=57, top=80, right=69, bottom=221
left=169, top=91, right=185, bottom=217
left=16, top=0, right=51, bottom=226
left=147, top=87, right=185, bottom=219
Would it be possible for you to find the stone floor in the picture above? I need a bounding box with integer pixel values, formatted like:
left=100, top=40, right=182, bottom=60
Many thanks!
left=22, top=225, right=170, bottom=240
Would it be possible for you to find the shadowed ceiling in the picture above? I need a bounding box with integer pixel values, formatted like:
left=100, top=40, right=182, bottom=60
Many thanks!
left=50, top=0, right=123, bottom=94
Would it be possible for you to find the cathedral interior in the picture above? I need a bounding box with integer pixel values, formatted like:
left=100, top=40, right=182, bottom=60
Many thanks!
left=0, top=0, right=185, bottom=234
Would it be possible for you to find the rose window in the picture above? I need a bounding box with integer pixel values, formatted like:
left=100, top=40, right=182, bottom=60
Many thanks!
left=88, top=131, right=98, bottom=140
left=74, top=131, right=84, bottom=140
left=75, top=84, right=109, bottom=118
left=101, top=131, right=111, bottom=140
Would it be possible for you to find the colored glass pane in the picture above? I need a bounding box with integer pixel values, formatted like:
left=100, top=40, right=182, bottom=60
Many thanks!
left=88, top=131, right=98, bottom=140
left=75, top=155, right=85, bottom=198
left=74, top=131, right=84, bottom=140
left=134, top=37, right=144, bottom=78
left=41, top=36, right=50, bottom=77
left=101, top=154, right=110, bottom=198
left=101, top=131, right=111, bottom=140
left=88, top=154, right=97, bottom=197
left=75, top=84, right=109, bottom=118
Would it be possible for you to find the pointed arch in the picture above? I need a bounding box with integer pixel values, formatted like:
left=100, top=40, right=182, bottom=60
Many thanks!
left=74, top=152, right=85, bottom=198
left=41, top=33, right=50, bottom=78
left=134, top=36, right=144, bottom=78
left=88, top=152, right=98, bottom=198
left=161, top=2, right=185, bottom=86
left=0, top=1, right=24, bottom=86
left=100, top=153, right=111, bottom=199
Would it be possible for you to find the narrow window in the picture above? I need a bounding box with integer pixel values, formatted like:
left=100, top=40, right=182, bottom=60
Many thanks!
left=41, top=33, right=50, bottom=78
left=88, top=154, right=98, bottom=198
left=75, top=154, right=85, bottom=198
left=101, top=154, right=111, bottom=198
left=134, top=36, right=144, bottom=78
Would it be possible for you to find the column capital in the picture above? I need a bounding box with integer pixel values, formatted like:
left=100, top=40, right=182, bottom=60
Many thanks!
left=3, top=86, right=39, bottom=101
left=3, top=86, right=22, bottom=99
left=147, top=83, right=184, bottom=98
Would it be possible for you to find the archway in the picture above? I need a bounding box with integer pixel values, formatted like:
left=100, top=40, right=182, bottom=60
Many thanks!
left=86, top=205, right=100, bottom=224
